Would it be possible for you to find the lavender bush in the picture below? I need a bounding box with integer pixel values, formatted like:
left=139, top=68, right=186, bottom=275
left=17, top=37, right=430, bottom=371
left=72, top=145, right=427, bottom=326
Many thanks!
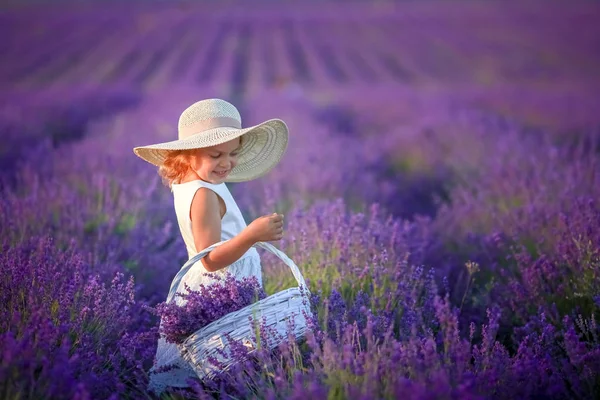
left=188, top=295, right=599, bottom=400
left=0, top=88, right=140, bottom=186
left=0, top=235, right=158, bottom=399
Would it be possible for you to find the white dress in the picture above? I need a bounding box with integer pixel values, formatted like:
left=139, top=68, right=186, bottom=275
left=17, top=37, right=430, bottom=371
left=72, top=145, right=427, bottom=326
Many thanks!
left=148, top=179, right=263, bottom=395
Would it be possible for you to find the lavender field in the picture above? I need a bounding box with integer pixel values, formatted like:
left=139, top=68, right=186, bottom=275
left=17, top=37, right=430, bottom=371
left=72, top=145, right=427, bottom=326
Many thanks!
left=2, top=0, right=600, bottom=399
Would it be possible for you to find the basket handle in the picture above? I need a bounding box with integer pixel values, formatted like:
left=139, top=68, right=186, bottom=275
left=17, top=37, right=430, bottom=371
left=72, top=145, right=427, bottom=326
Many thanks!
left=166, top=241, right=309, bottom=304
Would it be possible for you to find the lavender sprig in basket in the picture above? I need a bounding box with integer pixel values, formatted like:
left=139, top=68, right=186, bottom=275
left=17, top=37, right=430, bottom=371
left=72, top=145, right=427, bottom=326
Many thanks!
left=153, top=274, right=267, bottom=345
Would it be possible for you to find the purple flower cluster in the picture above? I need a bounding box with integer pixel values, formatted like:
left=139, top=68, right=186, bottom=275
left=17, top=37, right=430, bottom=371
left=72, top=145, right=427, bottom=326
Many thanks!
left=187, top=295, right=600, bottom=400
left=0, top=235, right=159, bottom=398
left=148, top=274, right=267, bottom=344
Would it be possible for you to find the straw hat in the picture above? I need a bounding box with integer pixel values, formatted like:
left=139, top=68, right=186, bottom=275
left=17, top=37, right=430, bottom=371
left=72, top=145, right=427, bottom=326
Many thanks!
left=133, top=98, right=288, bottom=182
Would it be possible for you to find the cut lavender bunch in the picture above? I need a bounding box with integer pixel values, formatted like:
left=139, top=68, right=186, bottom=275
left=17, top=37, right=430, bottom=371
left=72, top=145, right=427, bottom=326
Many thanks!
left=149, top=274, right=267, bottom=345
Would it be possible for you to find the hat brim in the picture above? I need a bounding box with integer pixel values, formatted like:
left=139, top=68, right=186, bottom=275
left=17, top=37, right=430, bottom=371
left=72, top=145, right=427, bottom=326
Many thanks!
left=133, top=118, right=288, bottom=183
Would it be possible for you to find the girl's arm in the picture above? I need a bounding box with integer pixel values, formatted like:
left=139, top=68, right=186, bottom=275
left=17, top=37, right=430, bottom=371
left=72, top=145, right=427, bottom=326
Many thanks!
left=191, top=188, right=255, bottom=272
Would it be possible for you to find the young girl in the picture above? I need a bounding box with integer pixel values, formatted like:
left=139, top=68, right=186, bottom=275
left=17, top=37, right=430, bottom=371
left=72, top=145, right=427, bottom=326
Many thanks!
left=133, top=98, right=289, bottom=395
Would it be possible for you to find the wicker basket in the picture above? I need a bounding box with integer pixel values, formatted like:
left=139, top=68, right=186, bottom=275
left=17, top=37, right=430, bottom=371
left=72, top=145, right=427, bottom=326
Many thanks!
left=164, top=240, right=313, bottom=380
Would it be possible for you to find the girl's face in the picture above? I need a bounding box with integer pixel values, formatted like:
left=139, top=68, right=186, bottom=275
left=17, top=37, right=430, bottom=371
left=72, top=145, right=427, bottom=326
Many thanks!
left=189, top=137, right=241, bottom=184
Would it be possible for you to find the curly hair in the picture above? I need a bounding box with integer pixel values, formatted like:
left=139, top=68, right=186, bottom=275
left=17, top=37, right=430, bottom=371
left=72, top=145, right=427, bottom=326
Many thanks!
left=157, top=149, right=198, bottom=188
left=157, top=136, right=244, bottom=188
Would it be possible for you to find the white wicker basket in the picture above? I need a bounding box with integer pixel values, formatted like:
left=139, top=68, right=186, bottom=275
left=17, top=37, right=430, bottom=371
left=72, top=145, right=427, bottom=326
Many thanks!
left=164, top=240, right=313, bottom=380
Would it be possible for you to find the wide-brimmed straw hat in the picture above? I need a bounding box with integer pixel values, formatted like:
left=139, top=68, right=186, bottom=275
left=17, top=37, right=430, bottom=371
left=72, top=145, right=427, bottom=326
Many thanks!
left=133, top=98, right=288, bottom=182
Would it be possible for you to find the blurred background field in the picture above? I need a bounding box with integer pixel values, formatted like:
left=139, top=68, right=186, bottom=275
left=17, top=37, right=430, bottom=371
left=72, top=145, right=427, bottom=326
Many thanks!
left=2, top=0, right=600, bottom=399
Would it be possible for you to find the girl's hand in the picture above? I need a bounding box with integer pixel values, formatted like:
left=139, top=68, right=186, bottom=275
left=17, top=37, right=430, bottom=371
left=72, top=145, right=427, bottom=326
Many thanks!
left=246, top=213, right=284, bottom=242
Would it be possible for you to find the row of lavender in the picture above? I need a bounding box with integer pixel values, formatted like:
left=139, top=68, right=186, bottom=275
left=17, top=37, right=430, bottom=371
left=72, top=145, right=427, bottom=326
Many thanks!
left=3, top=3, right=600, bottom=91
left=1, top=80, right=599, bottom=398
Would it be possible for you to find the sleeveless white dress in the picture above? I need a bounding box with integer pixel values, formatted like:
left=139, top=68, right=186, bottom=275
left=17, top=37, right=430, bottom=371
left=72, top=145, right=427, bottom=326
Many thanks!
left=148, top=179, right=263, bottom=395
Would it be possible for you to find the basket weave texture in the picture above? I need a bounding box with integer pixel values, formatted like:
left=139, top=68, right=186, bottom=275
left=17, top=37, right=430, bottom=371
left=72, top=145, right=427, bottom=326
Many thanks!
left=165, top=241, right=313, bottom=380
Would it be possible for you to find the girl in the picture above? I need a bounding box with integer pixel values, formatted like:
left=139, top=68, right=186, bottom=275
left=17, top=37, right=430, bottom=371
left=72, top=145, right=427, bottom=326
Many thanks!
left=133, top=98, right=289, bottom=395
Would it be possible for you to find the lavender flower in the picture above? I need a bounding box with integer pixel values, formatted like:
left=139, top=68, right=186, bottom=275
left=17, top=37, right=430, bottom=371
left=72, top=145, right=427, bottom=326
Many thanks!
left=149, top=274, right=266, bottom=344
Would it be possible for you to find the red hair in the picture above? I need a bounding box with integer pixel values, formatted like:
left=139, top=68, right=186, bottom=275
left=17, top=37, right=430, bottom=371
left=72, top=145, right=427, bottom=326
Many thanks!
left=157, top=149, right=198, bottom=188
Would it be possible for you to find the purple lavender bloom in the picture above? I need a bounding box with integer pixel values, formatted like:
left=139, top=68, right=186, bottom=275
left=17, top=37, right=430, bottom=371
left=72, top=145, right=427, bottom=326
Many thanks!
left=149, top=274, right=266, bottom=344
